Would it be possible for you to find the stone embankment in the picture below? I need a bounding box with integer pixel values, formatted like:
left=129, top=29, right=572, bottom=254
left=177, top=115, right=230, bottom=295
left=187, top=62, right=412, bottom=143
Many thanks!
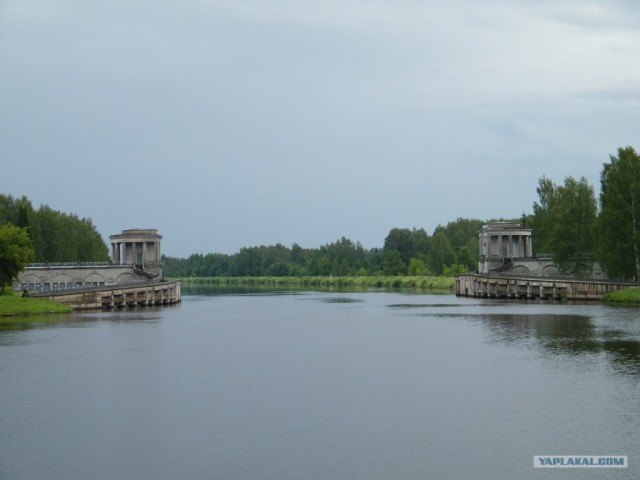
left=29, top=280, right=181, bottom=310
left=456, top=274, right=636, bottom=301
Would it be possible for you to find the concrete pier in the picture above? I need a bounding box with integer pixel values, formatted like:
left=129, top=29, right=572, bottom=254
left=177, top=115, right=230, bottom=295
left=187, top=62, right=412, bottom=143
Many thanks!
left=30, top=280, right=181, bottom=310
left=456, top=274, right=635, bottom=301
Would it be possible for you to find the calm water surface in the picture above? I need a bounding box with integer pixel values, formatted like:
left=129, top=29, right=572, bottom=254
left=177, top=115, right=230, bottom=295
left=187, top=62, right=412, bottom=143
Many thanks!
left=1, top=288, right=639, bottom=479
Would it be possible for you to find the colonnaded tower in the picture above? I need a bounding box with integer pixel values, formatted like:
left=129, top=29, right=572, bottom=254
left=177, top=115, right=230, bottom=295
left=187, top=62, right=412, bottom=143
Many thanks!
left=109, top=228, right=163, bottom=278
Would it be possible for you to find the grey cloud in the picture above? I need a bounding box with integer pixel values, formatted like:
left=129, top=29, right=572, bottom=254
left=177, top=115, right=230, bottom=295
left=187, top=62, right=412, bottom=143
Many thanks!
left=1, top=0, right=639, bottom=255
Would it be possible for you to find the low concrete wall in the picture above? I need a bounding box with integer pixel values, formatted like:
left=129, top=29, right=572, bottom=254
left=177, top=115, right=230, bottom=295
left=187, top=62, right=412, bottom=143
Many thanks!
left=456, top=273, right=635, bottom=301
left=482, top=257, right=607, bottom=279
left=29, top=280, right=181, bottom=310
left=14, top=263, right=151, bottom=293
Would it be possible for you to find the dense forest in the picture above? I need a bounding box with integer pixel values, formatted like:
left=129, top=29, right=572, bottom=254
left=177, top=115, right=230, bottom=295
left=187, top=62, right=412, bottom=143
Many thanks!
left=0, top=194, right=108, bottom=263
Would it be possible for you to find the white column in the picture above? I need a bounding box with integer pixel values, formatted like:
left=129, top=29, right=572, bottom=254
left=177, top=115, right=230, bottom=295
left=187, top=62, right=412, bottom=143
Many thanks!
left=519, top=236, right=524, bottom=258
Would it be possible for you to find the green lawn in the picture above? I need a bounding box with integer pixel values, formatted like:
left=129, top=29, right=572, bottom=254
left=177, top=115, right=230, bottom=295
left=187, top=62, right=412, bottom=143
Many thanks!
left=0, top=289, right=72, bottom=320
left=602, top=287, right=640, bottom=304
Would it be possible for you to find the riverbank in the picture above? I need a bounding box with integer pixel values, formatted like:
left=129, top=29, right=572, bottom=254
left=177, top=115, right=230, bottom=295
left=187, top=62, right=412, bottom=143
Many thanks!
left=173, top=275, right=456, bottom=290
left=0, top=288, right=72, bottom=320
left=456, top=273, right=638, bottom=301
left=602, top=286, right=640, bottom=303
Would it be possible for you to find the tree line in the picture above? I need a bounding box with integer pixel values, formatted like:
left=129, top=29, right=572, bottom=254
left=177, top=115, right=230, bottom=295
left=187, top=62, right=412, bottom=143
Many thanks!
left=166, top=146, right=640, bottom=281
left=162, top=218, right=486, bottom=278
left=527, top=146, right=640, bottom=280
left=3, top=145, right=640, bottom=283
left=0, top=194, right=108, bottom=263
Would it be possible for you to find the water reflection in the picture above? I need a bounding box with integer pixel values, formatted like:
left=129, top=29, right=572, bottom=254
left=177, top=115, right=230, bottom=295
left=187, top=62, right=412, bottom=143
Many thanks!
left=434, top=312, right=640, bottom=377
left=481, top=313, right=600, bottom=353
left=0, top=330, right=32, bottom=346
left=0, top=309, right=165, bottom=339
left=0, top=314, right=85, bottom=334
left=1, top=290, right=638, bottom=480
left=183, top=285, right=304, bottom=296
left=603, top=339, right=640, bottom=376
left=317, top=297, right=364, bottom=304
left=388, top=303, right=485, bottom=309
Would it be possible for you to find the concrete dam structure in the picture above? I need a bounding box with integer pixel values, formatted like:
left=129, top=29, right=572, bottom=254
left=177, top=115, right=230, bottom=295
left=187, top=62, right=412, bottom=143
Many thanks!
left=31, top=281, right=181, bottom=310
left=14, top=228, right=180, bottom=309
left=456, top=273, right=634, bottom=301
left=456, top=222, right=634, bottom=300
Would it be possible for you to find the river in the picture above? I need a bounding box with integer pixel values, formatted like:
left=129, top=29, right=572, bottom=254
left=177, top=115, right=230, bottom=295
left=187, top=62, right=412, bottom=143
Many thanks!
left=0, top=288, right=638, bottom=479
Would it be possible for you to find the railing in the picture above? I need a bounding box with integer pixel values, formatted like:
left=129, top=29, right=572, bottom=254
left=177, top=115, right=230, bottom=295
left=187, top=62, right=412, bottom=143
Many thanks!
left=482, top=270, right=637, bottom=285
left=492, top=258, right=513, bottom=273
left=25, top=262, right=117, bottom=268
left=25, top=278, right=169, bottom=297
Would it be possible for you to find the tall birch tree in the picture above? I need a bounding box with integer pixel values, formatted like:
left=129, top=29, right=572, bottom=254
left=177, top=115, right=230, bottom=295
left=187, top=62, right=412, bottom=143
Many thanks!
left=598, top=146, right=640, bottom=280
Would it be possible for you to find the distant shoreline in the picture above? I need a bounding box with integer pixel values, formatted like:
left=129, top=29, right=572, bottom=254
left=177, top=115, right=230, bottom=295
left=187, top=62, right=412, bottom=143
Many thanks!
left=173, top=275, right=456, bottom=290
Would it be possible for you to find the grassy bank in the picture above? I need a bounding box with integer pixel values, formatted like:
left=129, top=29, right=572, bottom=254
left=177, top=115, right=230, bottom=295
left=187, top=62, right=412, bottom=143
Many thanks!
left=0, top=288, right=72, bottom=319
left=174, top=275, right=456, bottom=290
left=602, top=287, right=640, bottom=304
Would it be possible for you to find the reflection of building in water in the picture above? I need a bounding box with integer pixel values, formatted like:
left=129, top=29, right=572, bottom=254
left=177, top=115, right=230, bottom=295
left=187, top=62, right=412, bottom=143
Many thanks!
left=479, top=313, right=640, bottom=375
left=15, top=228, right=164, bottom=293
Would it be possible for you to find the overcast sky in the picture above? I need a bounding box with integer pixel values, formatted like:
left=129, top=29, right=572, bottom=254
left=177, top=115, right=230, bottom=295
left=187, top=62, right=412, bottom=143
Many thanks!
left=2, top=0, right=639, bottom=257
